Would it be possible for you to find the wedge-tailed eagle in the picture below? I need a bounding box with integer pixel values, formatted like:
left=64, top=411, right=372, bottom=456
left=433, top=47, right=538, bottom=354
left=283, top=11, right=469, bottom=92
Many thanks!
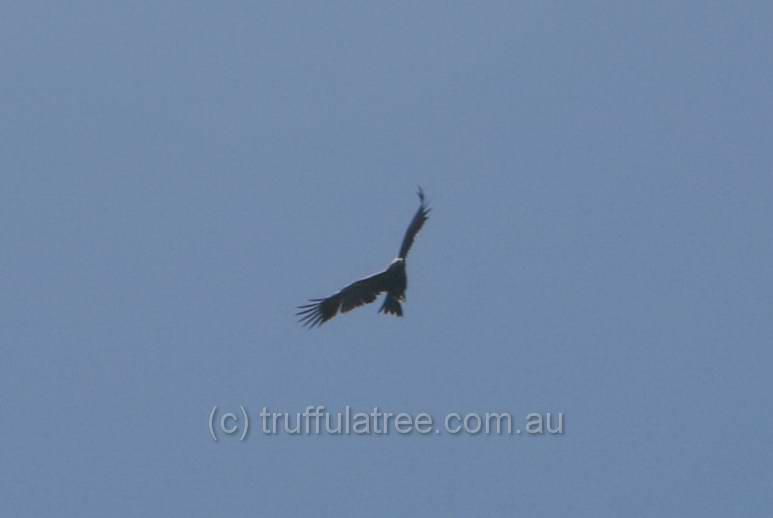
left=297, top=188, right=430, bottom=328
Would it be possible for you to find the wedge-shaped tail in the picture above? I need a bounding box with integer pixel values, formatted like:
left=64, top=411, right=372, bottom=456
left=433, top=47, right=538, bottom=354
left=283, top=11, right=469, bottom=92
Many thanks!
left=378, top=293, right=403, bottom=317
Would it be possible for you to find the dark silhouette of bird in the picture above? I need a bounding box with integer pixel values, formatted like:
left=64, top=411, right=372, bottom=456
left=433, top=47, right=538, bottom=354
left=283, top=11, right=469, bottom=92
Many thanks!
left=297, top=188, right=431, bottom=328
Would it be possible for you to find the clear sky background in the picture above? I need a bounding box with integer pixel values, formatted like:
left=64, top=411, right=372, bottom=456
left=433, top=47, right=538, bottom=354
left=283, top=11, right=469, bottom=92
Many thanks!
left=3, top=2, right=772, bottom=516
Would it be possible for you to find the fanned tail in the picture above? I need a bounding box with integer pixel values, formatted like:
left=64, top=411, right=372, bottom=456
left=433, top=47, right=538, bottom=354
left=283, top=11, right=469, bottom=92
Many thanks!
left=379, top=294, right=403, bottom=317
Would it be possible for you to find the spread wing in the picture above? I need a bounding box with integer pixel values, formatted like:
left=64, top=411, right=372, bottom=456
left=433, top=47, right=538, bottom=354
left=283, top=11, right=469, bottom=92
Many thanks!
left=296, top=270, right=389, bottom=328
left=398, top=187, right=431, bottom=259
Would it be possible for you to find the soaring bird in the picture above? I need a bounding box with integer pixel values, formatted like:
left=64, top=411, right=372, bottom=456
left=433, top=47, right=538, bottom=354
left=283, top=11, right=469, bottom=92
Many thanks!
left=297, top=188, right=431, bottom=328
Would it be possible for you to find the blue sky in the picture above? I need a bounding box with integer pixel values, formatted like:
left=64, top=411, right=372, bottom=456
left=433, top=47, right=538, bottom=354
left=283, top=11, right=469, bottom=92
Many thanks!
left=3, top=2, right=772, bottom=516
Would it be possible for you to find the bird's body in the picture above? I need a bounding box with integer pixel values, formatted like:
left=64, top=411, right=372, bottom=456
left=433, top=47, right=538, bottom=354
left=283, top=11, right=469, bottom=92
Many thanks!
left=379, top=257, right=407, bottom=316
left=297, top=189, right=430, bottom=328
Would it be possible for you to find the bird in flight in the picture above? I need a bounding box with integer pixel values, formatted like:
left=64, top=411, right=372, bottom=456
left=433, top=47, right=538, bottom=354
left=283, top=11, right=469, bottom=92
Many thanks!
left=297, top=188, right=431, bottom=328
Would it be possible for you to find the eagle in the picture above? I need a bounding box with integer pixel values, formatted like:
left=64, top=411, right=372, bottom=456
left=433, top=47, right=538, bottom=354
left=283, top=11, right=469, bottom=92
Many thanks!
left=297, top=188, right=430, bottom=328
